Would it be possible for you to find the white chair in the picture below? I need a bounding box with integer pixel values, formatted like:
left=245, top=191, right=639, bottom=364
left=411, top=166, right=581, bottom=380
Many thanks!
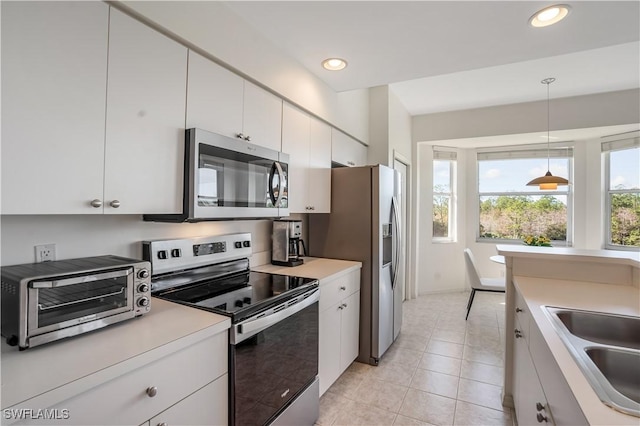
left=463, top=248, right=505, bottom=320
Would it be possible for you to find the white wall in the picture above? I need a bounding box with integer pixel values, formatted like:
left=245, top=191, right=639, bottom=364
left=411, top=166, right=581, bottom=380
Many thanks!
left=412, top=90, right=640, bottom=295
left=118, top=1, right=369, bottom=144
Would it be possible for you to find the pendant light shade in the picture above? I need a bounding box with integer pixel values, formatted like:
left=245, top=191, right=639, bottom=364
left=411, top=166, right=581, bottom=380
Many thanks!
left=526, top=77, right=569, bottom=190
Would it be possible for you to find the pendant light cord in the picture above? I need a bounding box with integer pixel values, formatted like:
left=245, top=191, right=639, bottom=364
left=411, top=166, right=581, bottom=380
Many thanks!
left=542, top=77, right=555, bottom=173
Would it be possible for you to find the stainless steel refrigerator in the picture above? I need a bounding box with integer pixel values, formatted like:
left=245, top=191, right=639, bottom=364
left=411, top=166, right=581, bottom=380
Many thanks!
left=308, top=164, right=403, bottom=365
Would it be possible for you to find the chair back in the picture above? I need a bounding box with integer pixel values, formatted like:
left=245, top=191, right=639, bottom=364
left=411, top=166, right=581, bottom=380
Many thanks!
left=463, top=248, right=482, bottom=289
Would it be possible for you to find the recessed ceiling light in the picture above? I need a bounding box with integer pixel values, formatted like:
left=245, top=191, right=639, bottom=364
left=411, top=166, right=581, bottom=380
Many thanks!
left=529, top=4, right=571, bottom=28
left=322, top=58, right=347, bottom=71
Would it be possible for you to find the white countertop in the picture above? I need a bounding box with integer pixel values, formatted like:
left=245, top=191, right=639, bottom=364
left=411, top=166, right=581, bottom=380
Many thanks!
left=252, top=257, right=362, bottom=281
left=514, top=276, right=640, bottom=425
left=1, top=298, right=230, bottom=408
left=497, top=245, right=640, bottom=267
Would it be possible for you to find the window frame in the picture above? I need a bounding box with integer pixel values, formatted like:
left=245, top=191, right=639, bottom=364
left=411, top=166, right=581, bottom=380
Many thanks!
left=602, top=134, right=640, bottom=251
left=475, top=143, right=574, bottom=246
left=432, top=149, right=457, bottom=243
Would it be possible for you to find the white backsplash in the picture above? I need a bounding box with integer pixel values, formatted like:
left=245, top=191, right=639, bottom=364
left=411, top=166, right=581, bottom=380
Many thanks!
left=0, top=214, right=308, bottom=267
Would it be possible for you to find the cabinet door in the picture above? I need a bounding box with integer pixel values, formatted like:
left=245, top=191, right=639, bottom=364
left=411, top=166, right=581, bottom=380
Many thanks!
left=282, top=103, right=310, bottom=213
left=104, top=8, right=187, bottom=214
left=150, top=375, right=228, bottom=426
left=319, top=305, right=342, bottom=396
left=308, top=117, right=332, bottom=213
left=514, top=330, right=552, bottom=426
left=243, top=81, right=282, bottom=152
left=1, top=1, right=109, bottom=214
left=340, top=291, right=360, bottom=370
left=331, top=129, right=368, bottom=167
left=186, top=51, right=244, bottom=139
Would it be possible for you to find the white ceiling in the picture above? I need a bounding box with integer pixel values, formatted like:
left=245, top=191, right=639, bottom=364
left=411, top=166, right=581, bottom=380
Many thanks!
left=223, top=1, right=640, bottom=115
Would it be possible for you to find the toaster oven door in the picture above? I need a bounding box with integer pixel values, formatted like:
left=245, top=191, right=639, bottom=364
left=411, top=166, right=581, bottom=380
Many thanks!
left=27, top=269, right=135, bottom=336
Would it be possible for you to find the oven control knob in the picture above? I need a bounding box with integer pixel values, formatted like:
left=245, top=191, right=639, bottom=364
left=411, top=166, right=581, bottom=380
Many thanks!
left=243, top=297, right=251, bottom=304
left=243, top=241, right=251, bottom=247
left=234, top=241, right=242, bottom=249
left=138, top=283, right=150, bottom=293
left=235, top=300, right=243, bottom=307
left=137, top=297, right=150, bottom=307
left=138, top=269, right=150, bottom=279
left=157, top=250, right=168, bottom=260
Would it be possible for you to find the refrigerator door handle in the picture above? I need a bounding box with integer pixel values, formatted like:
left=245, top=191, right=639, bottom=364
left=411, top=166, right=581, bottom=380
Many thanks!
left=391, top=196, right=401, bottom=289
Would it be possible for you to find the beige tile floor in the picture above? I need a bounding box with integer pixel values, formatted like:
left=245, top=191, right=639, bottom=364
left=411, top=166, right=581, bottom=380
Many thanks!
left=317, top=291, right=514, bottom=426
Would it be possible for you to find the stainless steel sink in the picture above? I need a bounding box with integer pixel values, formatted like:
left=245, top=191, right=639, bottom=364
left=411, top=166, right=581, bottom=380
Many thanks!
left=544, top=306, right=640, bottom=417
left=555, top=309, right=640, bottom=350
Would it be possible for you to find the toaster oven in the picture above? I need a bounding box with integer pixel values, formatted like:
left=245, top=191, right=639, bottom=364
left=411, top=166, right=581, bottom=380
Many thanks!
left=1, top=255, right=151, bottom=350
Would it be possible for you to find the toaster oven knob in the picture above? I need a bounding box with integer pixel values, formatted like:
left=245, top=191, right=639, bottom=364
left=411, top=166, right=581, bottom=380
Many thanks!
left=138, top=283, right=150, bottom=293
left=137, top=297, right=150, bottom=307
left=138, top=269, right=150, bottom=279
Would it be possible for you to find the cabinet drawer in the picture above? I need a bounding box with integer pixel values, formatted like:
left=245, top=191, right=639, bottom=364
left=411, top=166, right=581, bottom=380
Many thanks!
left=319, top=271, right=360, bottom=312
left=14, top=331, right=228, bottom=425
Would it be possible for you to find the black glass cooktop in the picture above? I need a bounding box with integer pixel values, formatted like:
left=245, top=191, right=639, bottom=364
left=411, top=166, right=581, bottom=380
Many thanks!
left=152, top=271, right=318, bottom=323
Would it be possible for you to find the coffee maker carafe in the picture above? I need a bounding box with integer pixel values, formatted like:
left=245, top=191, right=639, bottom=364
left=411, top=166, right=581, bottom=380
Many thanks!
left=271, top=220, right=307, bottom=267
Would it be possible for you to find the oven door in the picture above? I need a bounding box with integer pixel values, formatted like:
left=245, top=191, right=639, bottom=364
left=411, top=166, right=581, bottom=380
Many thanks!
left=230, top=288, right=319, bottom=426
left=188, top=128, right=289, bottom=220
left=27, top=268, right=134, bottom=337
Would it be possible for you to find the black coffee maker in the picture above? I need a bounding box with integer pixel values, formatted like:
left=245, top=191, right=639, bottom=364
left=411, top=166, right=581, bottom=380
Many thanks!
left=271, top=220, right=307, bottom=267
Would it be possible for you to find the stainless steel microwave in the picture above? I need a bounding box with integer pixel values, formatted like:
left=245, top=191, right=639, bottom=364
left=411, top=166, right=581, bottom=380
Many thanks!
left=1, top=255, right=151, bottom=350
left=144, top=128, right=289, bottom=222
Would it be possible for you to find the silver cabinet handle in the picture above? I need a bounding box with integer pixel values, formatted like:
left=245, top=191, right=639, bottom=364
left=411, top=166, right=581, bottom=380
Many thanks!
left=158, top=423, right=168, bottom=426
left=146, top=386, right=158, bottom=397
left=90, top=199, right=102, bottom=208
left=338, top=305, right=344, bottom=310
left=347, top=161, right=355, bottom=166
left=516, top=307, right=523, bottom=313
left=536, top=413, right=548, bottom=423
left=110, top=200, right=121, bottom=208
left=245, top=135, right=252, bottom=141
left=340, top=286, right=346, bottom=291
left=342, top=303, right=348, bottom=308
left=536, top=402, right=545, bottom=411
left=236, top=132, right=245, bottom=139
left=514, top=329, right=523, bottom=338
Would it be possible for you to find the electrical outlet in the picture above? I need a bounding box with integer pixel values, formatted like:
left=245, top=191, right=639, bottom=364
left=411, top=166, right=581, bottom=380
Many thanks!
left=35, top=244, right=56, bottom=263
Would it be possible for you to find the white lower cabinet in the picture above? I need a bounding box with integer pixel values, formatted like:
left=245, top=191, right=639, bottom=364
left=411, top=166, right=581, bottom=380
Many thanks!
left=8, top=331, right=228, bottom=426
left=149, top=374, right=228, bottom=426
left=319, top=269, right=361, bottom=395
left=512, top=288, right=587, bottom=426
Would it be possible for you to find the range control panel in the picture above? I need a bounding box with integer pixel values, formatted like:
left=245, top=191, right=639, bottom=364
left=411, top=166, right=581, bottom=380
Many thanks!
left=142, top=233, right=252, bottom=275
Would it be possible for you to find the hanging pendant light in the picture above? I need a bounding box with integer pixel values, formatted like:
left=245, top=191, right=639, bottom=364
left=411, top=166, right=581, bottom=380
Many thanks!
left=526, top=77, right=569, bottom=190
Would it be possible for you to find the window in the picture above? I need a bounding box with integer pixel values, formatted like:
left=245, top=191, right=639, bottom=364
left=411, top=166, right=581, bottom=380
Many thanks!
left=433, top=150, right=456, bottom=241
left=477, top=146, right=573, bottom=245
left=603, top=136, right=640, bottom=249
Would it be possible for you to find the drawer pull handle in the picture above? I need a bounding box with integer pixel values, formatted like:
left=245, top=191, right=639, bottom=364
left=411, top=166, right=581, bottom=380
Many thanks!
left=536, top=413, right=548, bottom=423
left=90, top=199, right=102, bottom=208
left=341, top=303, right=348, bottom=308
left=514, top=329, right=523, bottom=338
left=340, top=286, right=346, bottom=290
left=516, top=307, right=523, bottom=313
left=146, top=386, right=158, bottom=397
left=158, top=423, right=168, bottom=426
left=536, top=402, right=545, bottom=411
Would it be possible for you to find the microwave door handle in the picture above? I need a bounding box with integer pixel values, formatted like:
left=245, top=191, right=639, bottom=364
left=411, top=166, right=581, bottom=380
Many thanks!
left=268, top=161, right=284, bottom=207
left=30, top=269, right=132, bottom=288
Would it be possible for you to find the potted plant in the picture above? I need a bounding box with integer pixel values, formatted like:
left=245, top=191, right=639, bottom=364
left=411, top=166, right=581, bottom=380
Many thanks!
left=523, top=235, right=552, bottom=247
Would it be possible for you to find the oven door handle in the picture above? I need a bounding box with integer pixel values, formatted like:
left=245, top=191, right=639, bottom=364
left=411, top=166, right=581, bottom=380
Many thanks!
left=30, top=269, right=132, bottom=288
left=232, top=288, right=319, bottom=344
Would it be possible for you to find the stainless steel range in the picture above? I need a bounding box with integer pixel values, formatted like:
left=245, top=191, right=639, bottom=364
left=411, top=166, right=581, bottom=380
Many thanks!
left=143, top=233, right=320, bottom=426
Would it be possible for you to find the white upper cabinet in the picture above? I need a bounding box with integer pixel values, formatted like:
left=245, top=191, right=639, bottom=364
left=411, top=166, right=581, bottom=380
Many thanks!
left=242, top=81, right=283, bottom=151
left=332, top=129, right=368, bottom=167
left=187, top=52, right=282, bottom=151
left=1, top=2, right=109, bottom=214
left=282, top=103, right=331, bottom=213
left=104, top=9, right=187, bottom=214
left=186, top=51, right=244, bottom=139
